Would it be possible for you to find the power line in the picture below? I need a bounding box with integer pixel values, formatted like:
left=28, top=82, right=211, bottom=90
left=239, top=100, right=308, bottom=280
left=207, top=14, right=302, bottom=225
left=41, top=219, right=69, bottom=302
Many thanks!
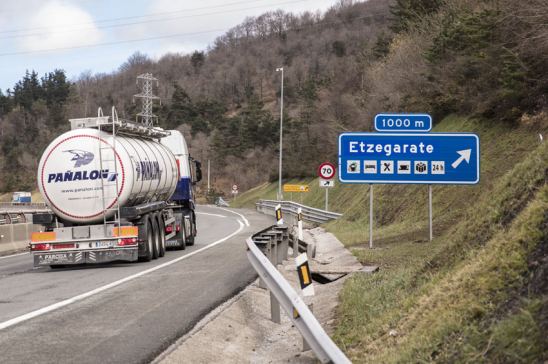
left=0, top=0, right=309, bottom=41
left=0, top=29, right=228, bottom=57
left=0, top=0, right=282, bottom=35
left=0, top=12, right=383, bottom=57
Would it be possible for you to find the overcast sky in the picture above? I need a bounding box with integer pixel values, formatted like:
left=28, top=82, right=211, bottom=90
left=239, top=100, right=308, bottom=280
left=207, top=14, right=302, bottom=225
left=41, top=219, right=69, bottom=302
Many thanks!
left=0, top=0, right=338, bottom=91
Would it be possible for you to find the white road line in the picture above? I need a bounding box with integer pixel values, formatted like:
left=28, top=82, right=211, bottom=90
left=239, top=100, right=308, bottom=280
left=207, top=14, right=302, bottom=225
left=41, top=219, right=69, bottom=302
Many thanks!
left=0, top=220, right=244, bottom=331
left=0, top=252, right=29, bottom=260
left=195, top=212, right=227, bottom=218
left=218, top=207, right=250, bottom=227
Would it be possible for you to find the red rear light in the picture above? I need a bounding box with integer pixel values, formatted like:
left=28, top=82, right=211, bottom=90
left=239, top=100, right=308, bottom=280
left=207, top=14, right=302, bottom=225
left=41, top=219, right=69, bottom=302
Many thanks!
left=176, top=224, right=181, bottom=232
left=165, top=225, right=173, bottom=233
left=32, top=243, right=51, bottom=251
left=118, top=238, right=137, bottom=246
left=52, top=243, right=75, bottom=250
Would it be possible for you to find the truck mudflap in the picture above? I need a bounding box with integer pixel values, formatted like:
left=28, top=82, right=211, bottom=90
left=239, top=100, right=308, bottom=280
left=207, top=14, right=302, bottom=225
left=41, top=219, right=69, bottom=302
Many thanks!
left=34, top=248, right=138, bottom=266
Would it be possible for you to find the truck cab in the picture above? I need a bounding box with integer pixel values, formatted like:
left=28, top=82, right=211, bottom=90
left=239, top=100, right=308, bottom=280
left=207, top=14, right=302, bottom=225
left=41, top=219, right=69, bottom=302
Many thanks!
left=161, top=130, right=202, bottom=249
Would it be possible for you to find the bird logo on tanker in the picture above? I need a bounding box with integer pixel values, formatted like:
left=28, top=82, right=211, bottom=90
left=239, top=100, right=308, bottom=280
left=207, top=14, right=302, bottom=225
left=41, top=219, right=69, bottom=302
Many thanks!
left=64, top=150, right=94, bottom=168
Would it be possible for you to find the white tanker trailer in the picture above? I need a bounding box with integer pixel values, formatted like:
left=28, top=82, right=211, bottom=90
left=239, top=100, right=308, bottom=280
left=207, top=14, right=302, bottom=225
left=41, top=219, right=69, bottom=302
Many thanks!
left=30, top=111, right=202, bottom=267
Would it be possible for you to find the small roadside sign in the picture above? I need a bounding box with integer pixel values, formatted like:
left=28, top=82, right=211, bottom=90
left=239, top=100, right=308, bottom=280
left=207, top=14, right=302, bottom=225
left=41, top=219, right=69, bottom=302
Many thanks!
left=319, top=179, right=335, bottom=188
left=231, top=184, right=238, bottom=195
left=374, top=113, right=432, bottom=132
left=283, top=184, right=309, bottom=193
left=317, top=162, right=336, bottom=179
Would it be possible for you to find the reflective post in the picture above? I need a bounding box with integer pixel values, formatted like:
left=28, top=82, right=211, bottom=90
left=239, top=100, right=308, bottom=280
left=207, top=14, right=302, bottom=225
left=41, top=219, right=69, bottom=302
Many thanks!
left=297, top=207, right=303, bottom=240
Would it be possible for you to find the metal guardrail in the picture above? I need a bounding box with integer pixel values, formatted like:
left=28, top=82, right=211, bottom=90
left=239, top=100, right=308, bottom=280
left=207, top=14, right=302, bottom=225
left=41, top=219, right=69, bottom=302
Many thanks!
left=0, top=203, right=49, bottom=224
left=247, top=226, right=351, bottom=364
left=256, top=200, right=342, bottom=224
left=0, top=202, right=48, bottom=211
left=0, top=203, right=49, bottom=225
left=0, top=213, right=27, bottom=225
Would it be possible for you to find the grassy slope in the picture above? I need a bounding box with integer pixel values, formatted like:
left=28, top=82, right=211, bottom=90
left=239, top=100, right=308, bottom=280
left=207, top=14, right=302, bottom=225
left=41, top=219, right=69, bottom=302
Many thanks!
left=233, top=115, right=548, bottom=362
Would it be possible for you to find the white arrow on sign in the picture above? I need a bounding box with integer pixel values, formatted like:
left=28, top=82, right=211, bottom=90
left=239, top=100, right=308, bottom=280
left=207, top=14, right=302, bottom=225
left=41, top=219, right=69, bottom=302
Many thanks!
left=451, top=149, right=472, bottom=169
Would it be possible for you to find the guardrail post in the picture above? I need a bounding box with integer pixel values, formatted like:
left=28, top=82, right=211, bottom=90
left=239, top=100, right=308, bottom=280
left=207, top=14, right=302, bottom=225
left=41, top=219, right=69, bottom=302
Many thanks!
left=270, top=292, right=281, bottom=324
left=262, top=231, right=282, bottom=323
left=303, top=303, right=313, bottom=351
left=293, top=234, right=299, bottom=258
left=280, top=230, right=288, bottom=262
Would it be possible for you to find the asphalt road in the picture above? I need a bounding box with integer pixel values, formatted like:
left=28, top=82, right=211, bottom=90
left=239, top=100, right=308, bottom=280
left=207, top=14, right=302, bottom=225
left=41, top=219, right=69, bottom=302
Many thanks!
left=0, top=205, right=272, bottom=364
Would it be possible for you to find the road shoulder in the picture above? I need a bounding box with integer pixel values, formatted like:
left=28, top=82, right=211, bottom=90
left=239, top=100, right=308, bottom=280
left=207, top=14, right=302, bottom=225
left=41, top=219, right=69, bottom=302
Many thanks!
left=158, top=226, right=365, bottom=363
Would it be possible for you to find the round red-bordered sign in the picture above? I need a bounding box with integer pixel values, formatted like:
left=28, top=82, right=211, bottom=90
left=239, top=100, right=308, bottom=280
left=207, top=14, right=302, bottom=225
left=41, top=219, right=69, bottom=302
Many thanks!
left=318, top=162, right=336, bottom=179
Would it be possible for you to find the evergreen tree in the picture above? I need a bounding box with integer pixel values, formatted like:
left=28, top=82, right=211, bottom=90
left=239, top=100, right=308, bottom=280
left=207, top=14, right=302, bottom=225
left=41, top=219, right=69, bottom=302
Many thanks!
left=166, top=84, right=197, bottom=129
left=0, top=89, right=12, bottom=117
left=13, top=70, right=43, bottom=111
left=190, top=51, right=205, bottom=71
left=41, top=69, right=71, bottom=108
left=390, top=0, right=441, bottom=33
left=239, top=96, right=275, bottom=149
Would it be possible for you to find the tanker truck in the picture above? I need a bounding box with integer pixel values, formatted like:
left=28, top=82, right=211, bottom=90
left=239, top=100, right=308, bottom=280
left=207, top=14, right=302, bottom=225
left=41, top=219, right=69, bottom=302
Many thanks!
left=30, top=108, right=201, bottom=268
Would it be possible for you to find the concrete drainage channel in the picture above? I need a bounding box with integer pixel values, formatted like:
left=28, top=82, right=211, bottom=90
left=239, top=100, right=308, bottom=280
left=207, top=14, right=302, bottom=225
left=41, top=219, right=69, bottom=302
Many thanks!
left=157, top=203, right=373, bottom=364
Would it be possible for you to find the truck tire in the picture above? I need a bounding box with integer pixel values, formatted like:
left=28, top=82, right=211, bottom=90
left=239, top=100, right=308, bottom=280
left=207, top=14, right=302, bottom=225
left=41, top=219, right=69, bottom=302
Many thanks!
left=156, top=213, right=166, bottom=257
left=178, top=231, right=186, bottom=250
left=186, top=212, right=196, bottom=246
left=152, top=217, right=160, bottom=260
left=138, top=217, right=154, bottom=262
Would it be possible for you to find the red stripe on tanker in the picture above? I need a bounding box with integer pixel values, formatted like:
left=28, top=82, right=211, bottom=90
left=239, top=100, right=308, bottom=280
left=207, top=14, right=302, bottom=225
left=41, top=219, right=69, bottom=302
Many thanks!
left=37, top=128, right=178, bottom=224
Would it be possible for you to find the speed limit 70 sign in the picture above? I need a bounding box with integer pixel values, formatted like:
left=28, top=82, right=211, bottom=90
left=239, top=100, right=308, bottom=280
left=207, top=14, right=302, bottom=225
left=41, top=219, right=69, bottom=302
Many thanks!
left=318, top=162, right=336, bottom=179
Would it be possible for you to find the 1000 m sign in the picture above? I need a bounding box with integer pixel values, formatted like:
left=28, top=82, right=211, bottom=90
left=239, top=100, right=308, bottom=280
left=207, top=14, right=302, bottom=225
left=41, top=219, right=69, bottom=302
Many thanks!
left=374, top=113, right=432, bottom=132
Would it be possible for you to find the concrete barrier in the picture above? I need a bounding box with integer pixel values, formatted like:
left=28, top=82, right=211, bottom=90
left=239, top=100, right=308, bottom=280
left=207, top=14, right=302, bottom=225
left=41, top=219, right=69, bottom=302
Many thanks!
left=0, top=223, right=38, bottom=254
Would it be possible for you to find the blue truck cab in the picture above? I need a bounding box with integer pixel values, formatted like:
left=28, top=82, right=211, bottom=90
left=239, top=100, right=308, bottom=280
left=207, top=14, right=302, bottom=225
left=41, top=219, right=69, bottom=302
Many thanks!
left=160, top=131, right=201, bottom=248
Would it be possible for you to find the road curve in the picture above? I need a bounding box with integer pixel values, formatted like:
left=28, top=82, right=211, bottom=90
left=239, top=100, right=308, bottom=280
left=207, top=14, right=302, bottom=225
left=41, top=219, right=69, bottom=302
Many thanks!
left=0, top=205, right=273, bottom=364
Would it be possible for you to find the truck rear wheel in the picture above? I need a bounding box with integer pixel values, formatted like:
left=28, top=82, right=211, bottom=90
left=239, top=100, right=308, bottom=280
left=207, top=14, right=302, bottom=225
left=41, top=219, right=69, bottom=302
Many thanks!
left=139, top=218, right=154, bottom=262
left=156, top=214, right=166, bottom=257
left=152, top=218, right=160, bottom=260
left=186, top=212, right=196, bottom=246
left=174, top=222, right=186, bottom=250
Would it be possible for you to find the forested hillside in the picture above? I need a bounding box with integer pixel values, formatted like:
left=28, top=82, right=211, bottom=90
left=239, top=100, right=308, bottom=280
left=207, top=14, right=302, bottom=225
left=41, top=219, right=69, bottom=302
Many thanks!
left=0, top=0, right=546, bottom=194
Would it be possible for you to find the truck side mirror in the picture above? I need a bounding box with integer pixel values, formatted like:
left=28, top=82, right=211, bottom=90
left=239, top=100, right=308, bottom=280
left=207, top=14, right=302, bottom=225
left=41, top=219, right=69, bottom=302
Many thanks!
left=194, top=160, right=202, bottom=183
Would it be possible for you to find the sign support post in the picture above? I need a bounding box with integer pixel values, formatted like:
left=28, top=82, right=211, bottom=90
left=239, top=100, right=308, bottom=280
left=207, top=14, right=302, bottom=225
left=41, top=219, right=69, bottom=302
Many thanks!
left=429, top=184, right=433, bottom=241
left=318, top=162, right=336, bottom=212
left=369, top=184, right=373, bottom=249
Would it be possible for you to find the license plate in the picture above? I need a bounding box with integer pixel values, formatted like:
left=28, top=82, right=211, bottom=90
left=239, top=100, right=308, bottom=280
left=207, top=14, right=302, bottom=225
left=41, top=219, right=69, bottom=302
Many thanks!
left=36, top=252, right=79, bottom=265
left=95, top=241, right=115, bottom=248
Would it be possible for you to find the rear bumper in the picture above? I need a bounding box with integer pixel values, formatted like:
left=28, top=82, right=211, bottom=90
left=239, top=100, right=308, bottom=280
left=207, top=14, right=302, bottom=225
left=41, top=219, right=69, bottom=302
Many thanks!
left=33, top=248, right=138, bottom=266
